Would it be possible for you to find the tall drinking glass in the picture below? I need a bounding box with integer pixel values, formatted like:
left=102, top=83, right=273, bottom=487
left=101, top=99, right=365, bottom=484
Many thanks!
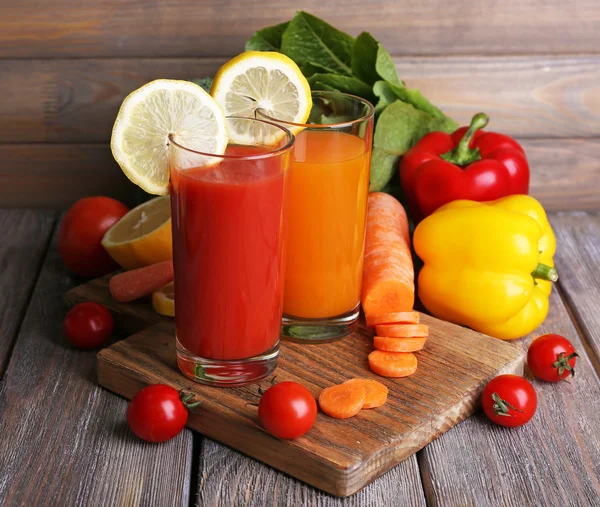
left=259, top=92, right=374, bottom=343
left=169, top=117, right=294, bottom=386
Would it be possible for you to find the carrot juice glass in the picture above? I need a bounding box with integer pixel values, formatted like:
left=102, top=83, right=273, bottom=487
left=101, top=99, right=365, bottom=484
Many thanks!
left=259, top=92, right=374, bottom=342
left=168, top=117, right=293, bottom=386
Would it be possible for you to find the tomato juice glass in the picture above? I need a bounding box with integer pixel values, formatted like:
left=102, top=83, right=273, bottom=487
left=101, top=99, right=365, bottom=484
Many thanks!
left=258, top=92, right=374, bottom=343
left=168, top=117, right=294, bottom=386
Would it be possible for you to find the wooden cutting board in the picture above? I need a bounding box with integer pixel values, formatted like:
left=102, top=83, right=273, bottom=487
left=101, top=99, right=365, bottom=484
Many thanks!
left=66, top=276, right=524, bottom=497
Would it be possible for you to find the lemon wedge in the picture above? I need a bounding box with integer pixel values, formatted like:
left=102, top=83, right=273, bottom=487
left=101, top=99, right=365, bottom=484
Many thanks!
left=111, top=79, right=228, bottom=195
left=153, top=282, right=175, bottom=317
left=211, top=51, right=311, bottom=143
left=102, top=196, right=172, bottom=270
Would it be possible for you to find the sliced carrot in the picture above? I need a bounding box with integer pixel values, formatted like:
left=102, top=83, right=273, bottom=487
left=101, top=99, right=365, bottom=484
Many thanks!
left=374, top=336, right=427, bottom=352
left=366, top=311, right=420, bottom=328
left=361, top=193, right=415, bottom=323
left=368, top=350, right=418, bottom=378
left=375, top=324, right=429, bottom=338
left=109, top=260, right=174, bottom=303
left=318, top=383, right=366, bottom=419
left=343, top=379, right=388, bottom=409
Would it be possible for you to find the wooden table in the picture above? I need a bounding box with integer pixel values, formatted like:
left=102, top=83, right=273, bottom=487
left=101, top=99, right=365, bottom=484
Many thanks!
left=0, top=208, right=598, bottom=506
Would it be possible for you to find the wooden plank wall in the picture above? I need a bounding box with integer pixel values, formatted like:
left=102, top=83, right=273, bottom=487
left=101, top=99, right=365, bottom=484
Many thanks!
left=1, top=1, right=598, bottom=208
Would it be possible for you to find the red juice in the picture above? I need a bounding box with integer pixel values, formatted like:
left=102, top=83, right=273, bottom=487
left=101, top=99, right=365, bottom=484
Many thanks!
left=170, top=144, right=288, bottom=361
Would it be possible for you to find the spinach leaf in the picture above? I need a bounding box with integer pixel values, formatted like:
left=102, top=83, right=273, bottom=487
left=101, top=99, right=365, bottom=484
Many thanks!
left=352, top=32, right=379, bottom=85
left=245, top=21, right=289, bottom=51
left=373, top=80, right=398, bottom=115
left=375, top=44, right=402, bottom=86
left=308, top=73, right=375, bottom=103
left=370, top=146, right=399, bottom=191
left=281, top=11, right=354, bottom=77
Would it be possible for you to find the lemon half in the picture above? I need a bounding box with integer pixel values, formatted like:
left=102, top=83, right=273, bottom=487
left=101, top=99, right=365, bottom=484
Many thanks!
left=153, top=282, right=175, bottom=317
left=102, top=196, right=172, bottom=270
left=111, top=79, right=228, bottom=195
left=211, top=51, right=311, bottom=144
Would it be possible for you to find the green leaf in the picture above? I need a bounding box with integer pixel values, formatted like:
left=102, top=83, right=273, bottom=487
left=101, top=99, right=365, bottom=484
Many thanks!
left=245, top=21, right=289, bottom=51
left=191, top=77, right=213, bottom=93
left=369, top=146, right=399, bottom=192
left=373, top=80, right=398, bottom=115
left=302, top=60, right=339, bottom=78
left=308, top=73, right=375, bottom=102
left=352, top=32, right=379, bottom=85
left=375, top=44, right=402, bottom=86
left=281, top=11, right=354, bottom=77
left=369, top=100, right=458, bottom=190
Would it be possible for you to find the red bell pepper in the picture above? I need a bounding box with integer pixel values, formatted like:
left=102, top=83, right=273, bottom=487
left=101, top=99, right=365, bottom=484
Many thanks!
left=399, top=113, right=529, bottom=221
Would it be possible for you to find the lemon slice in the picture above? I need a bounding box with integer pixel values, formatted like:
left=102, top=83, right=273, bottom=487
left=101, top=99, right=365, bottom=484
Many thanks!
left=153, top=282, right=175, bottom=317
left=211, top=51, right=311, bottom=143
left=102, top=196, right=172, bottom=270
left=111, top=79, right=228, bottom=195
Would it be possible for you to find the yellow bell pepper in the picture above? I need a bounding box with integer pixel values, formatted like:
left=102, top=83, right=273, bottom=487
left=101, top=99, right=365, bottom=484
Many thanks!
left=413, top=195, right=557, bottom=340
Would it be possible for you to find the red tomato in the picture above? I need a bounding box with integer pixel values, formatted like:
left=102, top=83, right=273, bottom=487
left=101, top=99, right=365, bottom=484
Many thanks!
left=127, top=385, right=189, bottom=443
left=481, top=375, right=537, bottom=428
left=258, top=382, right=317, bottom=439
left=59, top=196, right=129, bottom=277
left=63, top=302, right=114, bottom=349
left=528, top=334, right=578, bottom=382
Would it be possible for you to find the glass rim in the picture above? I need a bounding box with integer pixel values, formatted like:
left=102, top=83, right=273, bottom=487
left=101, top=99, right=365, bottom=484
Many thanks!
left=256, top=90, right=375, bottom=130
left=168, top=116, right=295, bottom=161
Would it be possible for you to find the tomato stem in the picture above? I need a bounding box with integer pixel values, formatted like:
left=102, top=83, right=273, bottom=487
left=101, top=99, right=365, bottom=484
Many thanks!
left=440, top=112, right=489, bottom=166
left=180, top=390, right=202, bottom=412
left=491, top=392, right=523, bottom=417
left=553, top=351, right=579, bottom=379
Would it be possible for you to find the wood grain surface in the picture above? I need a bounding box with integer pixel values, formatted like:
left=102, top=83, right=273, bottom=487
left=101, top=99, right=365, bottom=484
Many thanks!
left=0, top=209, right=55, bottom=375
left=66, top=278, right=524, bottom=497
left=2, top=139, right=597, bottom=209
left=0, top=221, right=194, bottom=507
left=2, top=56, right=599, bottom=144
left=196, top=438, right=426, bottom=506
left=0, top=145, right=136, bottom=208
left=1, top=0, right=598, bottom=58
left=551, top=211, right=600, bottom=371
left=418, top=290, right=600, bottom=506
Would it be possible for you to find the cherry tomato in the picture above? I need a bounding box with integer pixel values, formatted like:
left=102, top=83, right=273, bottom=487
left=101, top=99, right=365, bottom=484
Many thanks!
left=63, top=302, right=114, bottom=349
left=528, top=334, right=578, bottom=382
left=127, top=385, right=192, bottom=443
left=59, top=196, right=129, bottom=277
left=481, top=375, right=537, bottom=428
left=258, top=382, right=317, bottom=439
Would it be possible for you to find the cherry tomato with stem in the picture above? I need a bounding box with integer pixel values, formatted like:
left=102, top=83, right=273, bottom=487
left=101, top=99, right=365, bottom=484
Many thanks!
left=59, top=196, right=129, bottom=277
left=127, top=384, right=201, bottom=443
left=63, top=302, right=114, bottom=349
left=481, top=375, right=537, bottom=428
left=527, top=334, right=578, bottom=382
left=258, top=381, right=317, bottom=439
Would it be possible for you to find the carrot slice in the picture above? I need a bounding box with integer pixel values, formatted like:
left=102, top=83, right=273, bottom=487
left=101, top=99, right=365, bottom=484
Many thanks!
left=375, top=324, right=429, bottom=338
left=374, top=336, right=427, bottom=352
left=361, top=193, right=415, bottom=323
left=318, top=383, right=366, bottom=419
left=343, top=379, right=388, bottom=409
left=368, top=350, right=418, bottom=378
left=366, top=311, right=420, bottom=328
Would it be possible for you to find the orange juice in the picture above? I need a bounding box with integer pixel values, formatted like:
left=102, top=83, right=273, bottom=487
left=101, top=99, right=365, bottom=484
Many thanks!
left=283, top=129, right=371, bottom=319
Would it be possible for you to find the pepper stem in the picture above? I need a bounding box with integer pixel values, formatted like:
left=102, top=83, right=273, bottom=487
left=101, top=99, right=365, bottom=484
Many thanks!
left=532, top=263, right=559, bottom=282
left=440, top=112, right=489, bottom=166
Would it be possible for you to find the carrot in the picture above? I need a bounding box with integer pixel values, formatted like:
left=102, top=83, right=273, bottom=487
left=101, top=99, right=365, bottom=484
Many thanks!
left=368, top=350, right=418, bottom=378
left=374, top=336, right=427, bottom=353
left=361, top=193, right=414, bottom=323
left=109, top=260, right=174, bottom=303
left=366, top=311, right=420, bottom=328
left=318, top=383, right=366, bottom=419
left=343, top=379, right=388, bottom=409
left=374, top=324, right=429, bottom=338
